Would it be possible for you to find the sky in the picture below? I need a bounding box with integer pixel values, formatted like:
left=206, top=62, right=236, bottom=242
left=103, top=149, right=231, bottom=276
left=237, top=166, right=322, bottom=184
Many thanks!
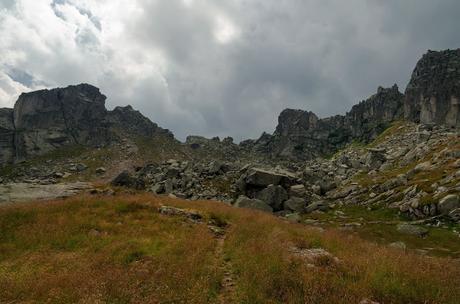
left=0, top=0, right=459, bottom=141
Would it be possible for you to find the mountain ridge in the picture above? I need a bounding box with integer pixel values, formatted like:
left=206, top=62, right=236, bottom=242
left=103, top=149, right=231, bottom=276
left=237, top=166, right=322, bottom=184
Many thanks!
left=1, top=48, right=459, bottom=166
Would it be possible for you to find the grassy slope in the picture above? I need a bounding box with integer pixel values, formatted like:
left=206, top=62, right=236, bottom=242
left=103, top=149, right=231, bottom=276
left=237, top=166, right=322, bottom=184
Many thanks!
left=1, top=194, right=460, bottom=304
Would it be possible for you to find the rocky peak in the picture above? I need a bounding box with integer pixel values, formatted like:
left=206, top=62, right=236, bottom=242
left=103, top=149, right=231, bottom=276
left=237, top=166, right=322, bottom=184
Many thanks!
left=405, top=49, right=460, bottom=127
left=0, top=84, right=177, bottom=165
left=274, top=109, right=319, bottom=137
left=108, top=105, right=174, bottom=138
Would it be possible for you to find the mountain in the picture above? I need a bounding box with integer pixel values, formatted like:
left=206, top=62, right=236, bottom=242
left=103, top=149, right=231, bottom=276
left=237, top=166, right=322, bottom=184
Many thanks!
left=0, top=84, right=174, bottom=165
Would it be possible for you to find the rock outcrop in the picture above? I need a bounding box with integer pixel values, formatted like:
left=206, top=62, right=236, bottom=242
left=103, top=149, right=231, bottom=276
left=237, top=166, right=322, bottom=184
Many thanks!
left=0, top=84, right=175, bottom=165
left=249, top=85, right=404, bottom=160
left=13, top=84, right=111, bottom=161
left=107, top=105, right=173, bottom=138
left=0, top=108, right=15, bottom=164
left=405, top=49, right=460, bottom=127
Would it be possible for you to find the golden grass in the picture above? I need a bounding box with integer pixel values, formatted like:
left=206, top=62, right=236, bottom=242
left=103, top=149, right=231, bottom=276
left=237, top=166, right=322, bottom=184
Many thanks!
left=1, top=194, right=460, bottom=303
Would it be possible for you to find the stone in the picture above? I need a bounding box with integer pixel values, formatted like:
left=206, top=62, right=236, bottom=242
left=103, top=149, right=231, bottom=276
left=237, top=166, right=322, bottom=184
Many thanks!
left=111, top=171, right=145, bottom=190
left=76, top=163, right=88, bottom=172
left=397, top=224, right=429, bottom=237
left=234, top=195, right=273, bottom=213
left=305, top=201, right=329, bottom=213
left=255, top=184, right=288, bottom=211
left=389, top=241, right=407, bottom=250
left=159, top=206, right=202, bottom=222
left=289, top=184, right=306, bottom=197
left=438, top=194, right=460, bottom=215
left=285, top=213, right=302, bottom=223
left=151, top=183, right=164, bottom=194
left=284, top=197, right=306, bottom=213
left=95, top=167, right=106, bottom=174
left=448, top=208, right=460, bottom=222
left=245, top=168, right=296, bottom=187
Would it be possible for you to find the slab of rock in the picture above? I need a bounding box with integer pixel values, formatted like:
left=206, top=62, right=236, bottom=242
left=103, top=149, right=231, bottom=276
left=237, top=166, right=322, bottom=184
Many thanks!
left=290, top=184, right=306, bottom=197
left=397, top=223, right=429, bottom=237
left=0, top=182, right=92, bottom=204
left=234, top=195, right=273, bottom=213
left=245, top=168, right=296, bottom=187
left=438, top=194, right=460, bottom=215
left=305, top=201, right=329, bottom=213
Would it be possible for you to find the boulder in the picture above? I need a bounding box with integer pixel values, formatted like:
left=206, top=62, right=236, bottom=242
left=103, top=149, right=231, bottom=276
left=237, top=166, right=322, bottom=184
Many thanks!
left=290, top=184, right=306, bottom=197
left=305, top=201, right=329, bottom=213
left=396, top=224, right=429, bottom=237
left=111, top=171, right=145, bottom=190
left=438, top=194, right=460, bottom=215
left=255, top=184, right=288, bottom=211
left=245, top=168, right=296, bottom=187
left=234, top=196, right=273, bottom=213
left=284, top=197, right=306, bottom=213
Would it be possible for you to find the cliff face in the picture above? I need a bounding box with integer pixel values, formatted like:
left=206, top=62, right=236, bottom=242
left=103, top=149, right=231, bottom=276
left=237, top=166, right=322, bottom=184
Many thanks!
left=252, top=85, right=404, bottom=160
left=0, top=84, right=174, bottom=165
left=12, top=84, right=112, bottom=160
left=253, top=49, right=460, bottom=161
left=405, top=49, right=460, bottom=127
left=0, top=108, right=15, bottom=164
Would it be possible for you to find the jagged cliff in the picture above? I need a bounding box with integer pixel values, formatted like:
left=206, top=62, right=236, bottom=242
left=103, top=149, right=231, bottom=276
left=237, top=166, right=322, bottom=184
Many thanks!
left=0, top=84, right=174, bottom=165
left=405, top=49, right=460, bottom=127
left=0, top=49, right=459, bottom=166
left=248, top=85, right=404, bottom=160
left=248, top=49, right=459, bottom=160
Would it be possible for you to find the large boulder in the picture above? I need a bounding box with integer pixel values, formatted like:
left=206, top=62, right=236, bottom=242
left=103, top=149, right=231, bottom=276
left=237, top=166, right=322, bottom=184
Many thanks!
left=234, top=196, right=273, bottom=213
left=438, top=194, right=460, bottom=215
left=284, top=197, right=306, bottom=213
left=111, top=171, right=145, bottom=190
left=255, top=185, right=288, bottom=211
left=245, top=168, right=296, bottom=188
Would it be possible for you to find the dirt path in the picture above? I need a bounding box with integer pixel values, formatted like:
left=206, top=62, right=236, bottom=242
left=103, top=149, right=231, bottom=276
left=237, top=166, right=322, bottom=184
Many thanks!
left=214, top=231, right=237, bottom=304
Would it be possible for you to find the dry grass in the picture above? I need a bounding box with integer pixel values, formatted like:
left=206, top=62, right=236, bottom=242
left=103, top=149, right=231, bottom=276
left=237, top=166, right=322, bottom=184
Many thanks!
left=1, top=194, right=460, bottom=303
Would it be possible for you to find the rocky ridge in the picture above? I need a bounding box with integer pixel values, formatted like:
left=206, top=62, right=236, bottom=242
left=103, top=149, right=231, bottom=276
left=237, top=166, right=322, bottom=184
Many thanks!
left=0, top=84, right=174, bottom=165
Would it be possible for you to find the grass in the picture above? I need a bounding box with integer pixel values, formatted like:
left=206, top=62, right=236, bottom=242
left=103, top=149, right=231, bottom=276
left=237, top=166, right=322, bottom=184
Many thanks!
left=302, top=204, right=460, bottom=258
left=1, top=194, right=460, bottom=303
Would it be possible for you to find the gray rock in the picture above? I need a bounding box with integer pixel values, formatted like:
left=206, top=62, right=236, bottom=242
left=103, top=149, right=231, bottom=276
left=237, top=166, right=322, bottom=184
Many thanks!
left=285, top=213, right=302, bottom=223
left=289, top=184, right=306, bottom=197
left=305, top=201, right=329, bottom=213
left=151, top=183, right=164, bottom=194
left=438, top=194, right=460, bottom=214
left=396, top=224, right=429, bottom=237
left=389, top=241, right=407, bottom=250
left=111, top=171, right=145, bottom=190
left=234, top=195, right=273, bottom=213
left=255, top=184, right=288, bottom=211
left=245, top=168, right=296, bottom=187
left=284, top=197, right=306, bottom=213
left=95, top=167, right=106, bottom=174
left=405, top=49, right=460, bottom=127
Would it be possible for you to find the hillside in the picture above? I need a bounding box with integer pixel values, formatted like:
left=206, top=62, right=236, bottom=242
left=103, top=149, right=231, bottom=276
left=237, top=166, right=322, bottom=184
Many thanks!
left=1, top=194, right=459, bottom=304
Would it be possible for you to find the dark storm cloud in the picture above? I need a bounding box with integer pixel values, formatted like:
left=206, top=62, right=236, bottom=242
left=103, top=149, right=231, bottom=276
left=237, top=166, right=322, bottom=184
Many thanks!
left=1, top=0, right=459, bottom=140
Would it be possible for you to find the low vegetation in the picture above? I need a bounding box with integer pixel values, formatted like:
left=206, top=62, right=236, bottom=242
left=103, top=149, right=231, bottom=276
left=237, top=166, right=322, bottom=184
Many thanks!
left=1, top=194, right=459, bottom=303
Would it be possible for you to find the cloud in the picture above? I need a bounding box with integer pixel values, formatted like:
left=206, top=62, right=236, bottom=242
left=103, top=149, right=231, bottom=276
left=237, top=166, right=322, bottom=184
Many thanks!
left=0, top=0, right=459, bottom=140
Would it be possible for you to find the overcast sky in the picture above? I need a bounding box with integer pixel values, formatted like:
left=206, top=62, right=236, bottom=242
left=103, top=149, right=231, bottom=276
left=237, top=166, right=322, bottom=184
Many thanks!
left=1, top=0, right=459, bottom=140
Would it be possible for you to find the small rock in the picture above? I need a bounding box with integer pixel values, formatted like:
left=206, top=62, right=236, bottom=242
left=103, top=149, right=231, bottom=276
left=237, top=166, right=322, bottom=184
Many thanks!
left=397, top=223, right=429, bottom=237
